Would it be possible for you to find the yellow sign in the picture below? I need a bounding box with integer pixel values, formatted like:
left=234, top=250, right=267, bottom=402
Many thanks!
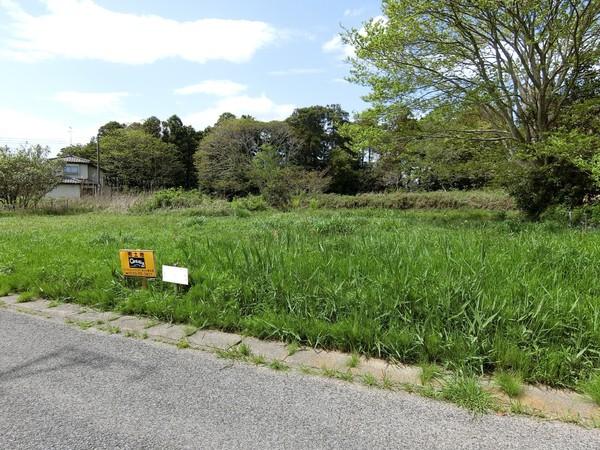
left=119, top=249, right=156, bottom=278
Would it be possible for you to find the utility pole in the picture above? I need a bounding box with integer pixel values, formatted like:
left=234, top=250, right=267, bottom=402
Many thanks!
left=96, top=132, right=101, bottom=196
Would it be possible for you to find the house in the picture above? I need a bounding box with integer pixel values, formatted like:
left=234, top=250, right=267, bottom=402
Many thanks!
left=46, top=155, right=105, bottom=199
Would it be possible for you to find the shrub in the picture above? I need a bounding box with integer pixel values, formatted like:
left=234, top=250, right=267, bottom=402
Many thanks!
left=296, top=190, right=514, bottom=211
left=131, top=188, right=205, bottom=212
left=231, top=195, right=269, bottom=211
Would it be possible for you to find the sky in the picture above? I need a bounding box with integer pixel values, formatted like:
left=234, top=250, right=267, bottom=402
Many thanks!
left=0, top=0, right=380, bottom=153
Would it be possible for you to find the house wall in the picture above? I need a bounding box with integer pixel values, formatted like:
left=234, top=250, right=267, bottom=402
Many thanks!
left=87, top=165, right=104, bottom=184
left=46, top=184, right=81, bottom=199
left=64, top=163, right=88, bottom=179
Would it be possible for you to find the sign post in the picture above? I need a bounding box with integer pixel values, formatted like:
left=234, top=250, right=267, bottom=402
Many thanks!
left=119, top=249, right=157, bottom=287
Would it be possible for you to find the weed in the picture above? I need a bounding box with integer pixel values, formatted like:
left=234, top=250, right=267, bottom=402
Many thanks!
left=269, top=360, right=289, bottom=371
left=65, top=318, right=94, bottom=330
left=322, top=368, right=336, bottom=378
left=420, top=363, right=441, bottom=385
left=347, top=353, right=360, bottom=369
left=238, top=343, right=252, bottom=357
left=287, top=342, right=300, bottom=356
left=441, top=376, right=497, bottom=414
left=47, top=300, right=60, bottom=308
left=509, top=401, right=527, bottom=415
left=299, top=365, right=315, bottom=375
left=251, top=354, right=266, bottom=365
left=177, top=338, right=190, bottom=349
left=337, top=370, right=354, bottom=382
left=382, top=376, right=395, bottom=390
left=495, top=371, right=524, bottom=398
left=105, top=325, right=120, bottom=334
left=580, top=373, right=600, bottom=405
left=17, top=291, right=36, bottom=303
left=361, top=373, right=379, bottom=387
left=2, top=208, right=600, bottom=388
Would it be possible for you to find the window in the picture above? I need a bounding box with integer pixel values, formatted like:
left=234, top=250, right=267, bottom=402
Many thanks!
left=64, top=164, right=79, bottom=176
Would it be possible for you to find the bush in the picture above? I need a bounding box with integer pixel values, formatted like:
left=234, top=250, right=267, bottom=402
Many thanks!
left=231, top=195, right=269, bottom=211
left=131, top=189, right=205, bottom=212
left=293, top=190, right=514, bottom=211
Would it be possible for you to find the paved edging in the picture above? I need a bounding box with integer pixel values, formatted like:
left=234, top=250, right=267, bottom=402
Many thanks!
left=2, top=294, right=599, bottom=427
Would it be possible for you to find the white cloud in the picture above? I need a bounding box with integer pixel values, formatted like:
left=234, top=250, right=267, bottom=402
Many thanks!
left=332, top=78, right=349, bottom=84
left=344, top=8, right=365, bottom=17
left=0, top=0, right=277, bottom=64
left=54, top=91, right=129, bottom=114
left=323, top=16, right=387, bottom=60
left=268, top=68, right=324, bottom=76
left=174, top=80, right=247, bottom=97
left=0, top=108, right=98, bottom=154
left=322, top=35, right=355, bottom=59
left=185, top=94, right=295, bottom=129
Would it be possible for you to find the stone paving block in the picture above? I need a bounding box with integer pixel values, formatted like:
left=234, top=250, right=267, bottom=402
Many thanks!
left=385, top=364, right=422, bottom=385
left=354, top=358, right=389, bottom=379
left=112, top=315, right=153, bottom=333
left=520, top=385, right=599, bottom=421
left=0, top=295, right=20, bottom=306
left=42, top=303, right=83, bottom=319
left=15, top=299, right=51, bottom=312
left=187, top=330, right=241, bottom=350
left=241, top=337, right=289, bottom=360
left=75, top=311, right=121, bottom=323
left=286, top=349, right=350, bottom=371
left=146, top=323, right=188, bottom=343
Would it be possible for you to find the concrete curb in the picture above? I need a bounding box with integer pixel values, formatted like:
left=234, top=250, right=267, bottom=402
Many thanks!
left=2, top=294, right=599, bottom=427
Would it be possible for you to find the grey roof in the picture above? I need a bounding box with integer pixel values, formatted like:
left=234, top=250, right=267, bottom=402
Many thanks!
left=60, top=155, right=92, bottom=164
left=60, top=177, right=96, bottom=185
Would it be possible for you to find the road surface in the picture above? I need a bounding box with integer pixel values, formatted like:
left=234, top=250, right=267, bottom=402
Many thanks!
left=1, top=309, right=599, bottom=449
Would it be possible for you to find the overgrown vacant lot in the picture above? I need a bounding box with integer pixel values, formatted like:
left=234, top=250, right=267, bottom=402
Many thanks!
left=1, top=209, right=599, bottom=388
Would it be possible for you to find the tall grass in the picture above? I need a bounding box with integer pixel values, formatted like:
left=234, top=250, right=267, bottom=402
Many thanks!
left=1, top=208, right=599, bottom=388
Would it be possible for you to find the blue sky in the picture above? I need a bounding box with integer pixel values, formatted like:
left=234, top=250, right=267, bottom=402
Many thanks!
left=0, top=0, right=380, bottom=153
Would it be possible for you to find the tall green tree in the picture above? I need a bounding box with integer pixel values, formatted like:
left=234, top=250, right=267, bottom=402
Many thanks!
left=161, top=115, right=202, bottom=189
left=99, top=128, right=183, bottom=190
left=195, top=118, right=297, bottom=197
left=347, top=0, right=600, bottom=144
left=286, top=105, right=351, bottom=170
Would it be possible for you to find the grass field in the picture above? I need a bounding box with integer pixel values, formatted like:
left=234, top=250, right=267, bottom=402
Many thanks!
left=1, top=207, right=599, bottom=389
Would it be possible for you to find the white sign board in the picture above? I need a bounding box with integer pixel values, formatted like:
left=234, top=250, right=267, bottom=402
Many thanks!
left=162, top=265, right=189, bottom=285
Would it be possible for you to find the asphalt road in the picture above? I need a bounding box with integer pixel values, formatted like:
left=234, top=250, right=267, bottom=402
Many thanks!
left=1, top=310, right=599, bottom=449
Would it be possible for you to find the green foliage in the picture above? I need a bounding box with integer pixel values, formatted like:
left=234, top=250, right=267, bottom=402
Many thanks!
left=161, top=115, right=202, bottom=189
left=299, top=190, right=514, bottom=211
left=286, top=105, right=350, bottom=170
left=230, top=195, right=269, bottom=212
left=441, top=376, right=497, bottom=414
left=580, top=373, right=600, bottom=406
left=0, top=145, right=62, bottom=208
left=346, top=1, right=600, bottom=144
left=100, top=128, right=184, bottom=190
left=250, top=144, right=295, bottom=208
left=494, top=371, right=523, bottom=398
left=195, top=118, right=297, bottom=198
left=420, top=363, right=441, bottom=385
left=504, top=155, right=595, bottom=219
left=3, top=209, right=600, bottom=388
left=132, top=189, right=206, bottom=212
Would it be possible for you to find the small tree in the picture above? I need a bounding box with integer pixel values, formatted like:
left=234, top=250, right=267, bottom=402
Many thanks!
left=0, top=145, right=62, bottom=208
